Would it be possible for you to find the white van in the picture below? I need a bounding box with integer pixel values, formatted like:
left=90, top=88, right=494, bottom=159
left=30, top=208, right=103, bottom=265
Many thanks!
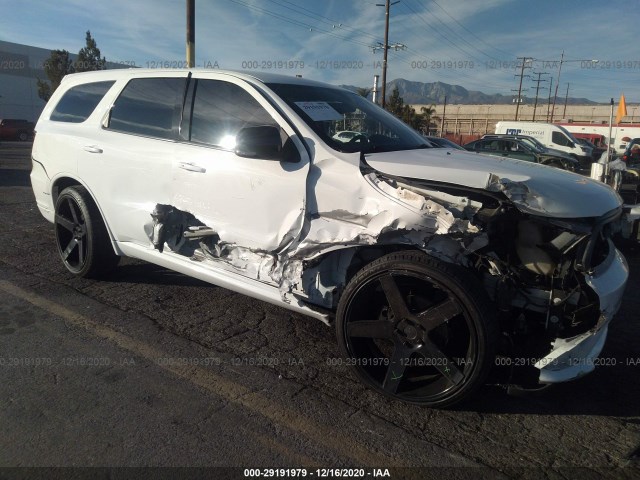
left=495, top=121, right=592, bottom=164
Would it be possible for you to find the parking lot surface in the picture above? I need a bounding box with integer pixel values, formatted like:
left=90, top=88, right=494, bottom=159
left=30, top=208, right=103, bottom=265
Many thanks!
left=1, top=142, right=639, bottom=478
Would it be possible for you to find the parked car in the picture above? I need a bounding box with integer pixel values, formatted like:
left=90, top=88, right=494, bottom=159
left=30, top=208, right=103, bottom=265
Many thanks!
left=495, top=121, right=592, bottom=167
left=482, top=134, right=578, bottom=164
left=463, top=137, right=579, bottom=171
left=31, top=69, right=628, bottom=407
left=621, top=138, right=640, bottom=165
left=574, top=137, right=602, bottom=161
left=423, top=136, right=465, bottom=150
left=332, top=130, right=366, bottom=143
left=0, top=118, right=34, bottom=141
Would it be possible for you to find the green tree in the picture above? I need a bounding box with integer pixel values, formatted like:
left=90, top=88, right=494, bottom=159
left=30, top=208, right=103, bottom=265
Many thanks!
left=37, top=49, right=74, bottom=101
left=386, top=86, right=405, bottom=118
left=356, top=87, right=372, bottom=99
left=37, top=31, right=106, bottom=102
left=385, top=88, right=438, bottom=133
left=75, top=30, right=106, bottom=72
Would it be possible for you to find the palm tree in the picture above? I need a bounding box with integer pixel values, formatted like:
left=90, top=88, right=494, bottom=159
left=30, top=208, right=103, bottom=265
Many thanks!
left=420, top=105, right=436, bottom=134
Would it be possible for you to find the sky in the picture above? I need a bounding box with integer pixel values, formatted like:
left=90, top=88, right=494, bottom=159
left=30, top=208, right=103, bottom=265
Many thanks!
left=1, top=0, right=638, bottom=103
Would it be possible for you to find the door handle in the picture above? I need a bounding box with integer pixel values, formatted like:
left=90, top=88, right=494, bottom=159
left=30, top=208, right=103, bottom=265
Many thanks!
left=83, top=145, right=103, bottom=154
left=179, top=162, right=206, bottom=173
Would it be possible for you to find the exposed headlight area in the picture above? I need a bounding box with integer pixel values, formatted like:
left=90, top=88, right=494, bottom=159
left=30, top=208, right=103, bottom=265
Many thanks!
left=474, top=204, right=626, bottom=384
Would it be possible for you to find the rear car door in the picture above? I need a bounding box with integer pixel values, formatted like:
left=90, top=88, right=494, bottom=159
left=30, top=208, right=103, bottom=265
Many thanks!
left=504, top=140, right=537, bottom=162
left=78, top=73, right=188, bottom=245
left=170, top=74, right=310, bottom=255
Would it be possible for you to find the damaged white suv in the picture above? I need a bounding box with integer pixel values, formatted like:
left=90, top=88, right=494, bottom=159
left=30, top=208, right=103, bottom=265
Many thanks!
left=31, top=69, right=628, bottom=407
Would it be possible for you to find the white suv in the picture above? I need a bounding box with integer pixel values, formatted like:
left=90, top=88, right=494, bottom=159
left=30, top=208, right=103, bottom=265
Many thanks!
left=31, top=69, right=628, bottom=407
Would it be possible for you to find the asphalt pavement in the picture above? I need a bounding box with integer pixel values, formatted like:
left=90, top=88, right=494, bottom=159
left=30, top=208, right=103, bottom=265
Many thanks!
left=0, top=142, right=638, bottom=479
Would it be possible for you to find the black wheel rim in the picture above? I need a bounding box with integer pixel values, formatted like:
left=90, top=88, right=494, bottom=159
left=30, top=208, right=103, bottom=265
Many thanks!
left=343, top=270, right=479, bottom=403
left=55, top=197, right=87, bottom=273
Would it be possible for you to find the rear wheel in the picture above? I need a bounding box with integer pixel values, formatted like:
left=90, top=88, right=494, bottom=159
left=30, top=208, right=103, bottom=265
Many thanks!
left=54, top=186, right=119, bottom=277
left=336, top=251, right=498, bottom=408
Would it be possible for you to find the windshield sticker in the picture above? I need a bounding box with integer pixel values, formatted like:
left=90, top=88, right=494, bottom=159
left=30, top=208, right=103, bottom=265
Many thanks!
left=295, top=101, right=343, bottom=121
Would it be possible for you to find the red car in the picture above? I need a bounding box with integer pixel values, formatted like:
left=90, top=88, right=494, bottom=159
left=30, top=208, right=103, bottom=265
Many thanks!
left=0, top=119, right=34, bottom=141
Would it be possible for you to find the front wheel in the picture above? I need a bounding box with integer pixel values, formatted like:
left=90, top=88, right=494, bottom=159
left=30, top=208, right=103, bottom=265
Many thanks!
left=54, top=186, right=119, bottom=278
left=336, top=251, right=498, bottom=408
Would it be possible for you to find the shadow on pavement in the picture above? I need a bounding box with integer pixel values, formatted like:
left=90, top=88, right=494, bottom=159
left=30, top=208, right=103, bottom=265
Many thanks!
left=0, top=168, right=31, bottom=187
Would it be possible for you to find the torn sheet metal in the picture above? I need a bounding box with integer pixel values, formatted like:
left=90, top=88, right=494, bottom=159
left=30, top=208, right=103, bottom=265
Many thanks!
left=146, top=153, right=488, bottom=311
left=364, top=147, right=622, bottom=218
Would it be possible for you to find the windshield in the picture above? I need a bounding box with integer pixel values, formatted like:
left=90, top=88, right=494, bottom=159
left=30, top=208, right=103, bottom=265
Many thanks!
left=266, top=83, right=430, bottom=153
left=556, top=125, right=579, bottom=143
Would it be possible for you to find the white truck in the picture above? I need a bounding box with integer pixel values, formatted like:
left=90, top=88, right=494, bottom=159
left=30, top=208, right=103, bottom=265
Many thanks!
left=495, top=121, right=592, bottom=165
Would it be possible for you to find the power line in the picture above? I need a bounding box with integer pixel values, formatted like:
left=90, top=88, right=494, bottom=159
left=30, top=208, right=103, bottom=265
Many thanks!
left=223, top=0, right=373, bottom=48
left=428, top=0, right=517, bottom=59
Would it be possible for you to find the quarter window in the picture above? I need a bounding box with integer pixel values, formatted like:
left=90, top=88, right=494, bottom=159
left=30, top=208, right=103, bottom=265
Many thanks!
left=188, top=80, right=277, bottom=148
left=50, top=81, right=114, bottom=123
left=108, top=77, right=185, bottom=139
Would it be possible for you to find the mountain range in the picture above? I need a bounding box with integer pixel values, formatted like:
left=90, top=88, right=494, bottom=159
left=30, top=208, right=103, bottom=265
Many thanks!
left=341, top=78, right=598, bottom=106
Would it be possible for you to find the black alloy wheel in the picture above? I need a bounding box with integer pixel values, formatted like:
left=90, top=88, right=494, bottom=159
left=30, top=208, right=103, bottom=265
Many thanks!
left=336, top=251, right=498, bottom=408
left=54, top=186, right=119, bottom=277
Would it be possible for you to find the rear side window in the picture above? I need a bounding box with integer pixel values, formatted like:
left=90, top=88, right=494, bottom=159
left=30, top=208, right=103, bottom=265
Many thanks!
left=108, top=77, right=185, bottom=139
left=187, top=79, right=277, bottom=148
left=50, top=81, right=114, bottom=123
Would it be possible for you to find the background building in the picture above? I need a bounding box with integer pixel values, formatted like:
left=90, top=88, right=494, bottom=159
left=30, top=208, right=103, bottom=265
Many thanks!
left=0, top=40, right=127, bottom=122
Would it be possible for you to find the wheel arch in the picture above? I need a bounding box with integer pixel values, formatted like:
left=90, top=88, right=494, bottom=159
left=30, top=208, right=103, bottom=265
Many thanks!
left=300, top=243, right=428, bottom=313
left=51, top=175, right=121, bottom=256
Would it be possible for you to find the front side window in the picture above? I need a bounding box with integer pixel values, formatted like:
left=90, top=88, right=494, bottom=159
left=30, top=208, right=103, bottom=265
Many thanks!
left=50, top=81, right=114, bottom=123
left=187, top=79, right=277, bottom=148
left=108, top=77, right=185, bottom=139
left=552, top=131, right=571, bottom=147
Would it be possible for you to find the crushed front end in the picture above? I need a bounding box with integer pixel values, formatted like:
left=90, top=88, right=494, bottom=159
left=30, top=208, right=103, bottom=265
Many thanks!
left=474, top=203, right=628, bottom=385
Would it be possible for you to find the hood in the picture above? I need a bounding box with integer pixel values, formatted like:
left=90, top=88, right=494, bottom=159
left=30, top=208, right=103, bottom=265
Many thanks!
left=542, top=147, right=577, bottom=161
left=365, top=148, right=621, bottom=218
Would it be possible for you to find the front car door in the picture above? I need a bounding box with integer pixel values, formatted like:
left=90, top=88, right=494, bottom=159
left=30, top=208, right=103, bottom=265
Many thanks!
left=169, top=74, right=309, bottom=274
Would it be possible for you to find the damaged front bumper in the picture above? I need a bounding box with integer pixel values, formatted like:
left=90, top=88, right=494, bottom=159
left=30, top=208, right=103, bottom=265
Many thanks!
left=535, top=243, right=628, bottom=383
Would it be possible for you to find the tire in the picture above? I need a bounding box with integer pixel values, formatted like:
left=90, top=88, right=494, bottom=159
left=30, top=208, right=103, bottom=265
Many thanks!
left=18, top=131, right=28, bottom=141
left=336, top=251, right=498, bottom=408
left=54, top=186, right=119, bottom=278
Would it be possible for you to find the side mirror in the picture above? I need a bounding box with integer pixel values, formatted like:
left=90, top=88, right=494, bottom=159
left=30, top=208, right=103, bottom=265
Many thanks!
left=234, top=125, right=283, bottom=160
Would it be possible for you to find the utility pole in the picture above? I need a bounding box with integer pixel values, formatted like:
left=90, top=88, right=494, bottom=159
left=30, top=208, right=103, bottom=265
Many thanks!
left=562, top=83, right=570, bottom=119
left=513, top=57, right=531, bottom=120
left=186, top=0, right=195, bottom=68
left=375, top=0, right=401, bottom=109
left=531, top=72, right=548, bottom=122
left=550, top=50, right=564, bottom=123
left=546, top=76, right=553, bottom=122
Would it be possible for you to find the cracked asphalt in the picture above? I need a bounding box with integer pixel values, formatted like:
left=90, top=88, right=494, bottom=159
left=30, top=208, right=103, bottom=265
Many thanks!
left=0, top=142, right=639, bottom=479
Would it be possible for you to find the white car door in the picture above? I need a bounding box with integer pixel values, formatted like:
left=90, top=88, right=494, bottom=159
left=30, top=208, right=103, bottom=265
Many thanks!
left=169, top=75, right=310, bottom=257
left=78, top=73, right=188, bottom=245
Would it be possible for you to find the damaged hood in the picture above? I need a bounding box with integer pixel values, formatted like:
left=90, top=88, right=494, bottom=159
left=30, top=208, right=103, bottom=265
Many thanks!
left=365, top=148, right=621, bottom=218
